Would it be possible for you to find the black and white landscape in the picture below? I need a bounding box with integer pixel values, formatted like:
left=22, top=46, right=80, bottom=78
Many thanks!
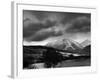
left=23, top=10, right=91, bottom=69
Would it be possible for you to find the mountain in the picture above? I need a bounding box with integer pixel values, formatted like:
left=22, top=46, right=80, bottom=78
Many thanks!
left=81, top=40, right=91, bottom=47
left=46, top=38, right=83, bottom=52
left=80, top=45, right=91, bottom=56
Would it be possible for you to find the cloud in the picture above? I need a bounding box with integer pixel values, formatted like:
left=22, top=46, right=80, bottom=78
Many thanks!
left=23, top=10, right=91, bottom=42
left=66, top=16, right=90, bottom=33
left=23, top=16, right=91, bottom=41
left=23, top=10, right=66, bottom=41
left=23, top=20, right=57, bottom=38
left=25, top=26, right=63, bottom=41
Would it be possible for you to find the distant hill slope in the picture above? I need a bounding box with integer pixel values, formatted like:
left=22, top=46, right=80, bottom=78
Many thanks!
left=80, top=45, right=91, bottom=56
left=81, top=39, right=91, bottom=47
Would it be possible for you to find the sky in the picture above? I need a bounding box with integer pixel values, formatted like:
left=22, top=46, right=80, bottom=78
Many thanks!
left=23, top=10, right=91, bottom=45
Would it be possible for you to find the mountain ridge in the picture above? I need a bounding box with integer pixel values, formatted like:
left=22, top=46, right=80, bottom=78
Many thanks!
left=46, top=38, right=83, bottom=52
left=81, top=39, right=91, bottom=47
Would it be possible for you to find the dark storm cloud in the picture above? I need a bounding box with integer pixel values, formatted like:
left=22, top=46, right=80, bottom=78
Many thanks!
left=23, top=20, right=57, bottom=38
left=66, top=16, right=91, bottom=33
left=23, top=10, right=65, bottom=41
left=26, top=27, right=63, bottom=41
left=23, top=10, right=65, bottom=24
left=23, top=10, right=91, bottom=41
left=61, top=12, right=90, bottom=24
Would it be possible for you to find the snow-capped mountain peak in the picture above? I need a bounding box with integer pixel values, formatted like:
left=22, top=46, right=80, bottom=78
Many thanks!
left=46, top=38, right=83, bottom=51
